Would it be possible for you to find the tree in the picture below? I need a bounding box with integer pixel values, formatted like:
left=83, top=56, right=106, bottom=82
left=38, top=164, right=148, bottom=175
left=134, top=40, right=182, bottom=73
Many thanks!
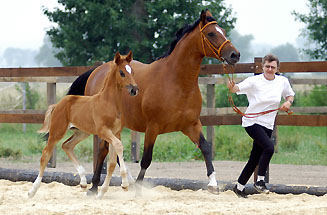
left=293, top=0, right=327, bottom=60
left=43, top=0, right=236, bottom=66
left=270, top=43, right=300, bottom=62
left=229, top=30, right=254, bottom=63
left=2, top=48, right=38, bottom=67
left=35, top=36, right=62, bottom=67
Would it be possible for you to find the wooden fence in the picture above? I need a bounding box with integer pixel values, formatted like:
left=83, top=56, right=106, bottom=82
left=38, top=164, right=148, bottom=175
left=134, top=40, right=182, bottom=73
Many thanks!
left=0, top=58, right=326, bottom=169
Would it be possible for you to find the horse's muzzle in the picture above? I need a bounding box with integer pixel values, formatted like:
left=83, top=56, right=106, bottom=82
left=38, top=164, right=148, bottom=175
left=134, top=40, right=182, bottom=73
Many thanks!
left=126, top=84, right=139, bottom=96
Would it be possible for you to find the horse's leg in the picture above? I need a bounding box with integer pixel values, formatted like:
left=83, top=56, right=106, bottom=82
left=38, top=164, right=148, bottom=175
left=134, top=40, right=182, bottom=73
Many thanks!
left=182, top=120, right=218, bottom=193
left=87, top=139, right=109, bottom=196
left=136, top=126, right=158, bottom=183
left=28, top=136, right=59, bottom=198
left=61, top=129, right=90, bottom=188
left=97, top=143, right=116, bottom=199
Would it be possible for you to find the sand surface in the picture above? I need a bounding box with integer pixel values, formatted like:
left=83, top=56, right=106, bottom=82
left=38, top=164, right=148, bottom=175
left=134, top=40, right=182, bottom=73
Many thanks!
left=0, top=179, right=326, bottom=215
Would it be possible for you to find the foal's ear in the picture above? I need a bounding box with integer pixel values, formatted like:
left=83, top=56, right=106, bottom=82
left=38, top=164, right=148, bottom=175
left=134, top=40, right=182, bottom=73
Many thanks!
left=126, top=51, right=133, bottom=63
left=114, top=52, right=121, bottom=65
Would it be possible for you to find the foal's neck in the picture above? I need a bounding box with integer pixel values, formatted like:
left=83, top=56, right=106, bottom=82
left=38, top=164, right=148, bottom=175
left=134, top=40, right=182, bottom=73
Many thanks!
left=98, top=67, right=123, bottom=110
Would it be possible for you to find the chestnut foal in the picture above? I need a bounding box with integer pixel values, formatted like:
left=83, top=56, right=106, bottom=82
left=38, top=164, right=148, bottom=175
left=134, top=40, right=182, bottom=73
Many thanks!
left=28, top=51, right=138, bottom=199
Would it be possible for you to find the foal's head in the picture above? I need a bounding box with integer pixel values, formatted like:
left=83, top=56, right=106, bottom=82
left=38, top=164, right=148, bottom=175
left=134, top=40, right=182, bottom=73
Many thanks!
left=113, top=51, right=138, bottom=96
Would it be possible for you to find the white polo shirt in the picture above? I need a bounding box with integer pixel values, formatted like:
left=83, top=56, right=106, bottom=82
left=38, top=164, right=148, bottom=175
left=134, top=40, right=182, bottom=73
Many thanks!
left=236, top=74, right=295, bottom=130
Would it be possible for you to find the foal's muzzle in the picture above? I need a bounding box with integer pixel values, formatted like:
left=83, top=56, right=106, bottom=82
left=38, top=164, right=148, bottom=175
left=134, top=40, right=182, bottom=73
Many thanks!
left=126, top=84, right=139, bottom=96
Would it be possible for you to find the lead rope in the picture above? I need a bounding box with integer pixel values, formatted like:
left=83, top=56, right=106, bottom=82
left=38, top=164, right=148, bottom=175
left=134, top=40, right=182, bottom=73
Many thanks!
left=224, top=64, right=293, bottom=118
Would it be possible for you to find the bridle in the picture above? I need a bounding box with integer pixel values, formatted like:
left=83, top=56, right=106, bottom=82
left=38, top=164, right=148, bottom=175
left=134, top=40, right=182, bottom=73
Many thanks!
left=224, top=65, right=293, bottom=118
left=199, top=21, right=230, bottom=61
left=200, top=20, right=292, bottom=117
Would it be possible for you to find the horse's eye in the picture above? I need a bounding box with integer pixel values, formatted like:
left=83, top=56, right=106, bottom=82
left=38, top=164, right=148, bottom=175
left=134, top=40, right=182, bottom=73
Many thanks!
left=208, top=32, right=215, bottom=37
left=119, top=70, right=125, bottom=77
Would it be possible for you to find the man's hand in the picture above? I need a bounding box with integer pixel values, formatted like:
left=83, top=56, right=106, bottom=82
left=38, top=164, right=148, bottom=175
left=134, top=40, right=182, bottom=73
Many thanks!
left=280, top=100, right=292, bottom=112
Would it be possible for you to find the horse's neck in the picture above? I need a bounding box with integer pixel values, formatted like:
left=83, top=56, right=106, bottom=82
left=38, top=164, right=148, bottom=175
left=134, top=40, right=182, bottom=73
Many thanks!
left=163, top=31, right=203, bottom=84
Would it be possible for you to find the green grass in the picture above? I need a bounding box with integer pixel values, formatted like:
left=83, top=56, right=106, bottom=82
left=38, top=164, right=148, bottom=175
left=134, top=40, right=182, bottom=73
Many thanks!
left=0, top=123, right=326, bottom=165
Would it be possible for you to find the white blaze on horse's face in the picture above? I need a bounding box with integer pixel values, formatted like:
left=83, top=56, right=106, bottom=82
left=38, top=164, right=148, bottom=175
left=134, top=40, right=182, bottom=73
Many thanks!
left=215, top=26, right=227, bottom=40
left=125, top=65, right=132, bottom=74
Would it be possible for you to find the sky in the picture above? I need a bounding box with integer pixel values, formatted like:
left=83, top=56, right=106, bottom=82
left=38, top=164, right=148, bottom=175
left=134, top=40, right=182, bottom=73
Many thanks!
left=0, top=0, right=309, bottom=54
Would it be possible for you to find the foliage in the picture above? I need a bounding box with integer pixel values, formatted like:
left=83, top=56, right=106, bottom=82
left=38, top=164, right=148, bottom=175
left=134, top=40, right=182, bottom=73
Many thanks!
left=229, top=30, right=254, bottom=63
left=214, top=131, right=252, bottom=161
left=293, top=0, right=327, bottom=60
left=0, top=124, right=326, bottom=165
left=43, top=0, right=236, bottom=66
left=2, top=48, right=38, bottom=67
left=270, top=43, right=299, bottom=62
left=35, top=36, right=62, bottom=67
left=15, top=83, right=40, bottom=109
left=293, top=85, right=327, bottom=107
left=215, top=83, right=248, bottom=107
left=0, top=145, right=22, bottom=159
left=279, top=136, right=300, bottom=152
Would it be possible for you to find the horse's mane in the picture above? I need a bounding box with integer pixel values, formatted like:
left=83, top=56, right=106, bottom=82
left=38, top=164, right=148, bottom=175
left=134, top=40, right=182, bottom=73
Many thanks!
left=157, top=12, right=216, bottom=60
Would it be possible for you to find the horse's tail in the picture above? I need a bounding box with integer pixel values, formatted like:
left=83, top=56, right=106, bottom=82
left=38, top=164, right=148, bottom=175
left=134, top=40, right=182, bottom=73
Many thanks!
left=67, top=67, right=97, bottom=96
left=38, top=104, right=56, bottom=134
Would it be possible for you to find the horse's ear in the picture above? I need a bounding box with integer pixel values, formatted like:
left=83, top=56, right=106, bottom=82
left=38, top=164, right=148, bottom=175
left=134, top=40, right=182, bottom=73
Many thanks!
left=126, top=51, right=133, bottom=63
left=200, top=9, right=207, bottom=25
left=114, top=52, right=121, bottom=65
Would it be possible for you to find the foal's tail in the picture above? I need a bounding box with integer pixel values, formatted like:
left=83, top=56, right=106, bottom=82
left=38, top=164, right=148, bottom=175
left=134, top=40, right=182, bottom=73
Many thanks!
left=38, top=104, right=56, bottom=134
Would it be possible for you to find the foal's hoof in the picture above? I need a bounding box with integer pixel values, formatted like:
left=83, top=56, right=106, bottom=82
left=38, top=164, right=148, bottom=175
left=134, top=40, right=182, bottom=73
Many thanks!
left=208, top=186, right=219, bottom=194
left=121, top=186, right=129, bottom=191
left=27, top=191, right=35, bottom=199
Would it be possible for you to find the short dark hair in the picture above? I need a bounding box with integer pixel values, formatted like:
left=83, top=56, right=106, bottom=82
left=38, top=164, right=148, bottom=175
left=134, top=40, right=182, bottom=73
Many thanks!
left=262, top=54, right=280, bottom=68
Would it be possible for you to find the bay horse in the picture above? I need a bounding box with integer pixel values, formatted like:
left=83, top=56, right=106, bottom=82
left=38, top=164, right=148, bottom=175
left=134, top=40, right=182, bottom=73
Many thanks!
left=68, top=9, right=240, bottom=195
left=28, top=51, right=138, bottom=198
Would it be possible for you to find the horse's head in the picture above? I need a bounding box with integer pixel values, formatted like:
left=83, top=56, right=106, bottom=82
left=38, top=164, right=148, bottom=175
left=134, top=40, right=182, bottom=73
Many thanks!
left=114, top=51, right=139, bottom=96
left=199, top=9, right=240, bottom=65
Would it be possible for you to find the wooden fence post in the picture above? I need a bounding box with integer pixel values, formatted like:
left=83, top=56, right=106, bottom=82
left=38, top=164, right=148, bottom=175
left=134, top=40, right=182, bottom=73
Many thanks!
left=131, top=130, right=140, bottom=163
left=47, top=82, right=56, bottom=168
left=206, top=83, right=215, bottom=158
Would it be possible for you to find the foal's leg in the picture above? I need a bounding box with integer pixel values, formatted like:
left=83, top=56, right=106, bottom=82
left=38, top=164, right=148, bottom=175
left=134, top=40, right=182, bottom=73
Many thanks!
left=28, top=136, right=59, bottom=198
left=182, top=120, right=218, bottom=193
left=62, top=129, right=90, bottom=188
left=102, top=129, right=129, bottom=189
left=97, top=143, right=117, bottom=199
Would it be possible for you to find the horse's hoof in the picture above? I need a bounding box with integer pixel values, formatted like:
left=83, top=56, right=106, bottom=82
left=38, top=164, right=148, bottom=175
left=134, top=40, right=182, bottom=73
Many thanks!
left=86, top=189, right=97, bottom=196
left=80, top=184, right=87, bottom=189
left=208, top=186, right=219, bottom=194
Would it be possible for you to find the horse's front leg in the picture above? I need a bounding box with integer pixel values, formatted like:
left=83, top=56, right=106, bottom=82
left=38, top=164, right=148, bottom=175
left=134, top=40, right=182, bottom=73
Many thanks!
left=61, top=129, right=89, bottom=188
left=136, top=126, right=158, bottom=182
left=182, top=120, right=218, bottom=193
left=87, top=139, right=109, bottom=196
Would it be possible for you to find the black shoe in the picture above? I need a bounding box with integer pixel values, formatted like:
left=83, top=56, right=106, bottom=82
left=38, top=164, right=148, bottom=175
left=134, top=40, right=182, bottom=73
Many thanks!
left=254, top=180, right=269, bottom=194
left=233, top=185, right=248, bottom=198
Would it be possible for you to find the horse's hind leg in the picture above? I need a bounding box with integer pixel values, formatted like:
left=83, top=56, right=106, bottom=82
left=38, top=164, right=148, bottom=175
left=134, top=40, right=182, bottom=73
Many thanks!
left=28, top=136, right=60, bottom=198
left=97, top=143, right=117, bottom=199
left=182, top=120, right=218, bottom=193
left=62, top=129, right=89, bottom=188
